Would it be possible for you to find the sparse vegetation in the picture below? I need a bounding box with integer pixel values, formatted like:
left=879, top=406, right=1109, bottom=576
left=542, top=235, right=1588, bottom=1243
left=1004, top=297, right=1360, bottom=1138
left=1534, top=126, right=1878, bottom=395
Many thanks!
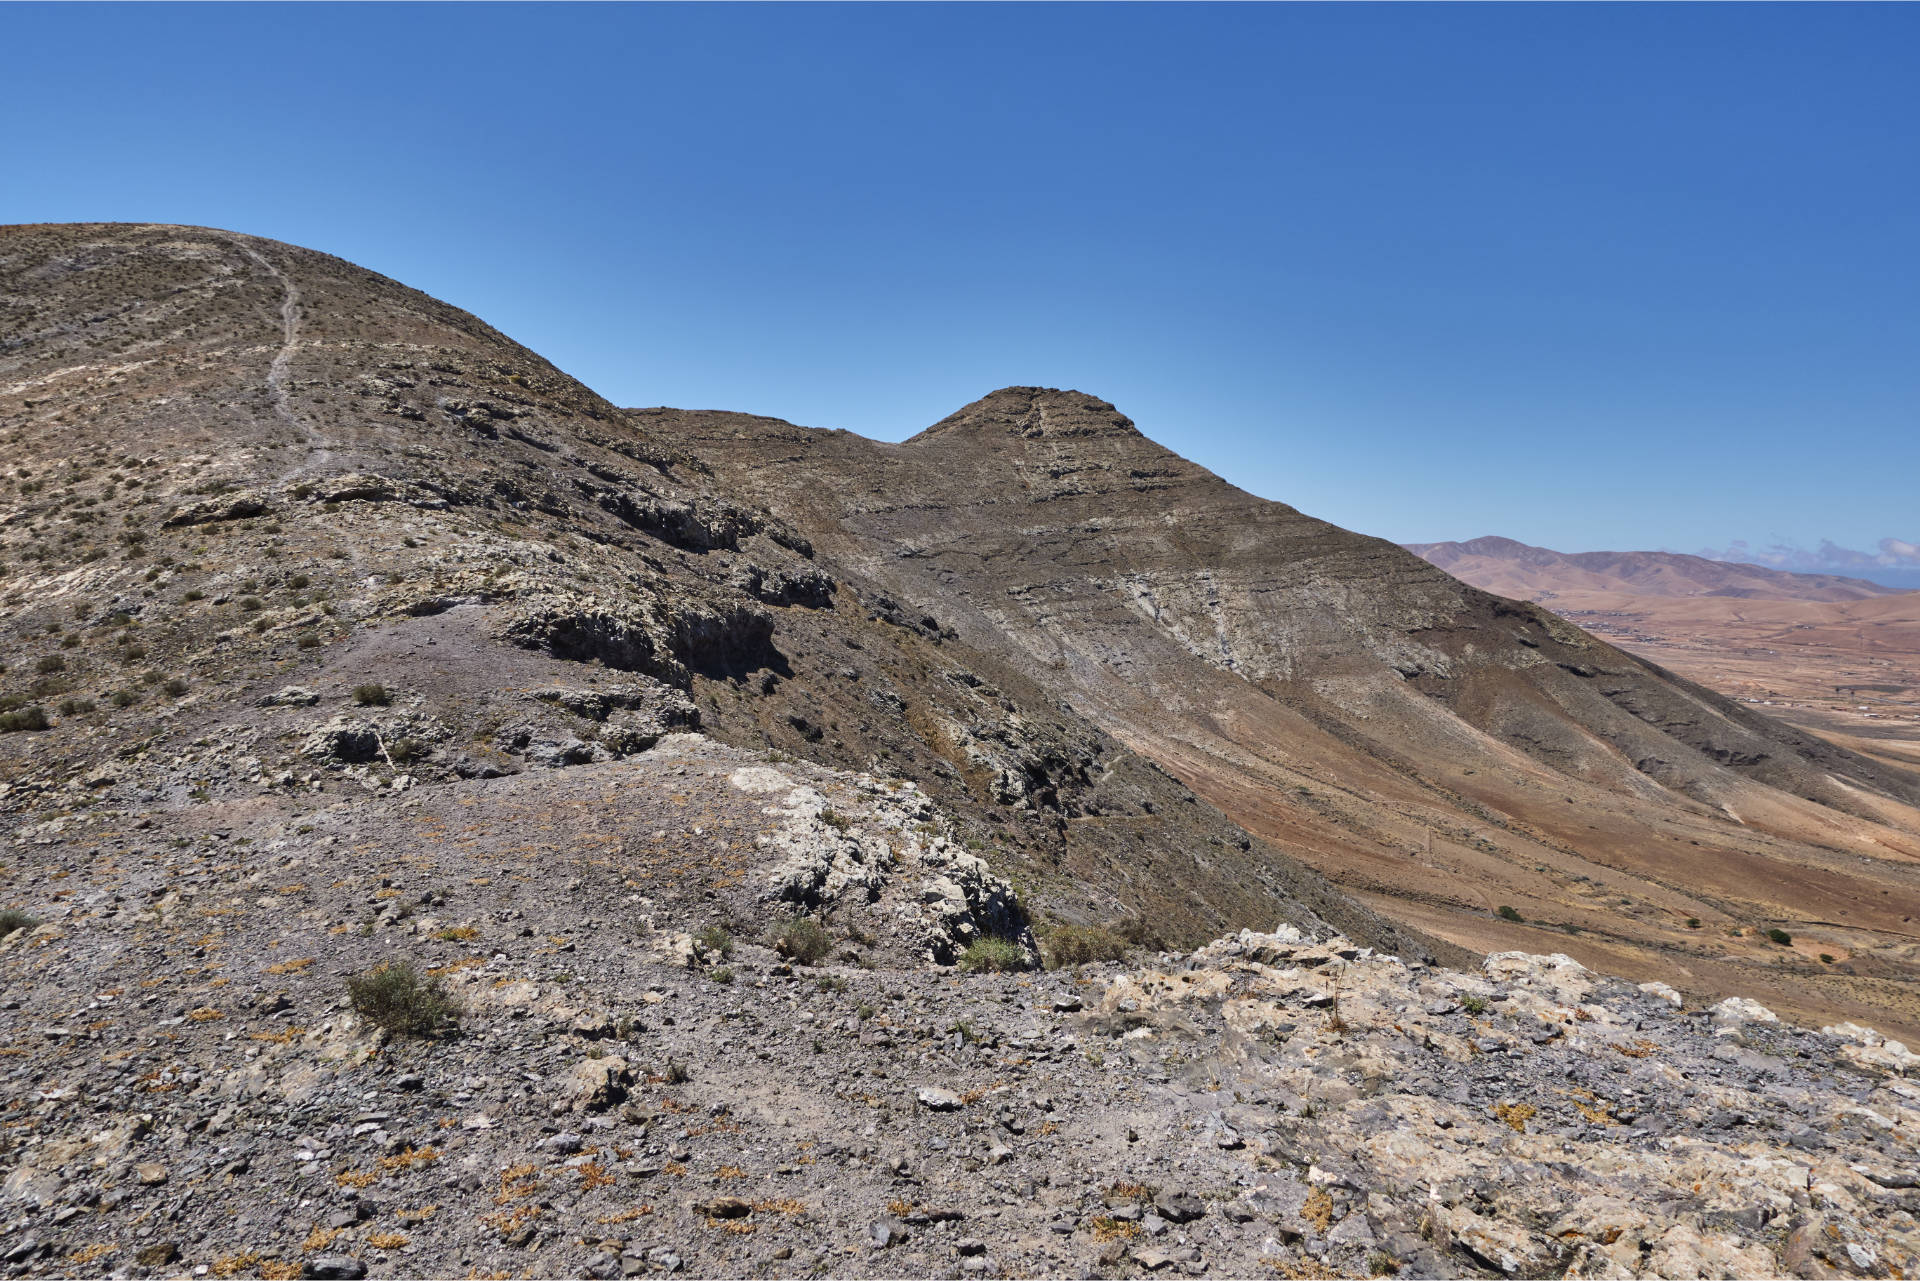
left=696, top=924, right=734, bottom=959
left=1042, top=923, right=1130, bottom=969
left=774, top=916, right=831, bottom=966
left=957, top=937, right=1026, bottom=973
left=1496, top=905, right=1524, bottom=923
left=353, top=683, right=391, bottom=707
left=0, top=909, right=41, bottom=937
left=346, top=960, right=460, bottom=1036
left=1461, top=995, right=1490, bottom=1015
left=0, top=705, right=50, bottom=732
left=1767, top=928, right=1793, bottom=946
left=34, top=654, right=65, bottom=674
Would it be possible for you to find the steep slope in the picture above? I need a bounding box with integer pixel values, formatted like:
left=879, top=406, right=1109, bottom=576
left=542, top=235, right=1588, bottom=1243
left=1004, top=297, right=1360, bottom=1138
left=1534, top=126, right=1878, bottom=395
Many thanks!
left=1406, top=535, right=1904, bottom=602
left=670, top=388, right=1920, bottom=1038
left=0, top=222, right=1441, bottom=965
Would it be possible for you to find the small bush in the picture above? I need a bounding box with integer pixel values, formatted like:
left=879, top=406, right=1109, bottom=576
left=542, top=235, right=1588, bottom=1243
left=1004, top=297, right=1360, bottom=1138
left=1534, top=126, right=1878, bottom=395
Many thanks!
left=1496, top=905, right=1524, bottom=923
left=289, top=574, right=310, bottom=589
left=957, top=937, right=1027, bottom=973
left=1819, top=953, right=1835, bottom=964
left=109, top=689, right=139, bottom=708
left=1685, top=917, right=1701, bottom=929
left=1043, top=924, right=1130, bottom=969
left=388, top=737, right=428, bottom=765
left=0, top=706, right=50, bottom=733
left=815, top=974, right=848, bottom=994
left=696, top=924, right=734, bottom=960
left=353, top=684, right=390, bottom=707
left=1767, top=928, right=1793, bottom=946
left=347, top=960, right=460, bottom=1036
left=710, top=966, right=735, bottom=985
left=774, top=917, right=832, bottom=966
left=120, top=644, right=147, bottom=663
left=161, top=678, right=188, bottom=698
left=0, top=908, right=41, bottom=937
left=34, top=655, right=65, bottom=674
left=239, top=596, right=264, bottom=612
left=297, top=633, right=322, bottom=649
left=183, top=589, right=205, bottom=602
left=1461, top=995, right=1490, bottom=1015
left=56, top=698, right=95, bottom=716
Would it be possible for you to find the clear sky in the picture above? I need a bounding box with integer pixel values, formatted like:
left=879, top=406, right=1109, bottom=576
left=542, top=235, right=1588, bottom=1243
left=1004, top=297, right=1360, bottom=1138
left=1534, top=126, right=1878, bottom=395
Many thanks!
left=4, top=3, right=1915, bottom=567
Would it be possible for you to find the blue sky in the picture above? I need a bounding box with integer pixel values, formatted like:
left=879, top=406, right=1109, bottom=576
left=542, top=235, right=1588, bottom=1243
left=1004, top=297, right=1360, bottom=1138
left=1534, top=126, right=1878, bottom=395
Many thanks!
left=4, top=3, right=1915, bottom=570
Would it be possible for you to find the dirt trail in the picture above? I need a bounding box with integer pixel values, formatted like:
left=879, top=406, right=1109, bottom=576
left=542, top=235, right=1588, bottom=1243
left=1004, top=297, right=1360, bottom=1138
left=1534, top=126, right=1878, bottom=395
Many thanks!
left=233, top=236, right=335, bottom=475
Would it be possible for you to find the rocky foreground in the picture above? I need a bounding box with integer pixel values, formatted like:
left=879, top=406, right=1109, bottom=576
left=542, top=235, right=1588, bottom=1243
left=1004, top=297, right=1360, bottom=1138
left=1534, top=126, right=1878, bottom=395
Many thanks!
left=4, top=739, right=1918, bottom=1281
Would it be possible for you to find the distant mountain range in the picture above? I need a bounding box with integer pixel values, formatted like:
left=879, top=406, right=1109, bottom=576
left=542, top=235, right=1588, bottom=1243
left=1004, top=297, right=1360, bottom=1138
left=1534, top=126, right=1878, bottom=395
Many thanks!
left=1404, top=535, right=1907, bottom=603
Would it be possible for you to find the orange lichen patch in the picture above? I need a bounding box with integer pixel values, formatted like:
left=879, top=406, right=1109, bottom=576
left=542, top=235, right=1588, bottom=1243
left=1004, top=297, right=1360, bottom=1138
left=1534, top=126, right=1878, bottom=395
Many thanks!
left=211, top=1252, right=261, bottom=1277
left=1493, top=1102, right=1536, bottom=1133
left=433, top=926, right=480, bottom=941
left=1558, top=1088, right=1621, bottom=1126
left=480, top=1205, right=542, bottom=1238
left=1303, top=1187, right=1335, bottom=1233
left=399, top=1206, right=439, bottom=1222
left=335, top=1169, right=378, bottom=1189
left=265, top=957, right=315, bottom=975
left=187, top=1007, right=224, bottom=1022
left=251, top=1026, right=309, bottom=1046
left=596, top=1205, right=655, bottom=1225
left=301, top=1226, right=341, bottom=1253
left=495, top=1163, right=540, bottom=1203
left=753, top=1199, right=806, bottom=1216
left=380, top=1146, right=439, bottom=1172
left=578, top=1163, right=616, bottom=1191
left=366, top=1232, right=409, bottom=1249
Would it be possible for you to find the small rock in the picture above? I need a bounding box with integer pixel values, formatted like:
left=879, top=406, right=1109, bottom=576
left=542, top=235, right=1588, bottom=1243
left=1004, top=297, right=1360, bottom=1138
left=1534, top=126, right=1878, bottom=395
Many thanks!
left=303, top=1257, right=368, bottom=1280
left=872, top=1217, right=909, bottom=1248
left=917, top=1086, right=964, bottom=1111
left=694, top=1196, right=753, bottom=1219
left=135, top=1162, right=169, bottom=1186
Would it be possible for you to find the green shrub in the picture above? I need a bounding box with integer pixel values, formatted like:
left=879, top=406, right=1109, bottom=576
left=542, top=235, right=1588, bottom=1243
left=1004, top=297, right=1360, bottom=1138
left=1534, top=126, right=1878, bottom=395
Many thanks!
left=109, top=689, right=139, bottom=708
left=297, top=633, right=321, bottom=649
left=239, top=596, right=263, bottom=612
left=774, top=917, right=832, bottom=966
left=696, top=924, right=734, bottom=960
left=56, top=698, right=94, bottom=716
left=1819, top=953, right=1835, bottom=964
left=1685, top=917, right=1701, bottom=929
left=1042, top=924, right=1130, bottom=969
left=1767, top=928, right=1793, bottom=946
left=353, top=683, right=390, bottom=707
left=0, top=908, right=41, bottom=937
left=34, top=655, right=65, bottom=674
left=710, top=966, right=735, bottom=985
left=160, top=678, right=188, bottom=698
left=388, top=737, right=428, bottom=765
left=1496, top=905, right=1524, bottom=923
left=958, top=937, right=1027, bottom=973
left=289, top=574, right=310, bottom=589
left=347, top=960, right=460, bottom=1036
left=183, top=589, right=205, bottom=602
left=1461, top=995, right=1490, bottom=1015
left=0, top=706, right=50, bottom=733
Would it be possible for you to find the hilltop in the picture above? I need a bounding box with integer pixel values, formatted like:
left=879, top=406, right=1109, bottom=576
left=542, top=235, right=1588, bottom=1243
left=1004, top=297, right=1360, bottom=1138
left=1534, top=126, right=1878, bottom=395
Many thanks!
left=1403, top=536, right=1904, bottom=603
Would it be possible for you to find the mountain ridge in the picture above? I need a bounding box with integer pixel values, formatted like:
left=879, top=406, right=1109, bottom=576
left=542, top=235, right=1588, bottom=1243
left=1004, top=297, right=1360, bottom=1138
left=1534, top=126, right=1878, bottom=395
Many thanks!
left=1406, top=534, right=1907, bottom=602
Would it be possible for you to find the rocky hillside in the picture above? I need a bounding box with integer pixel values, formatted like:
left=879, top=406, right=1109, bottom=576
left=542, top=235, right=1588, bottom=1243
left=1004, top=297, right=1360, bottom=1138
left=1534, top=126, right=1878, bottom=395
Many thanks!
left=4, top=224, right=1920, bottom=1280
left=1404, top=536, right=1905, bottom=603
left=668, top=391, right=1920, bottom=1041
left=0, top=222, right=1438, bottom=962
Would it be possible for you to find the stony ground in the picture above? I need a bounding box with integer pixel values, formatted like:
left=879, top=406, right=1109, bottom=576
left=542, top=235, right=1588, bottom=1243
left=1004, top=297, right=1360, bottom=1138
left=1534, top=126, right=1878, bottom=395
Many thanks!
left=4, top=738, right=1918, bottom=1280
